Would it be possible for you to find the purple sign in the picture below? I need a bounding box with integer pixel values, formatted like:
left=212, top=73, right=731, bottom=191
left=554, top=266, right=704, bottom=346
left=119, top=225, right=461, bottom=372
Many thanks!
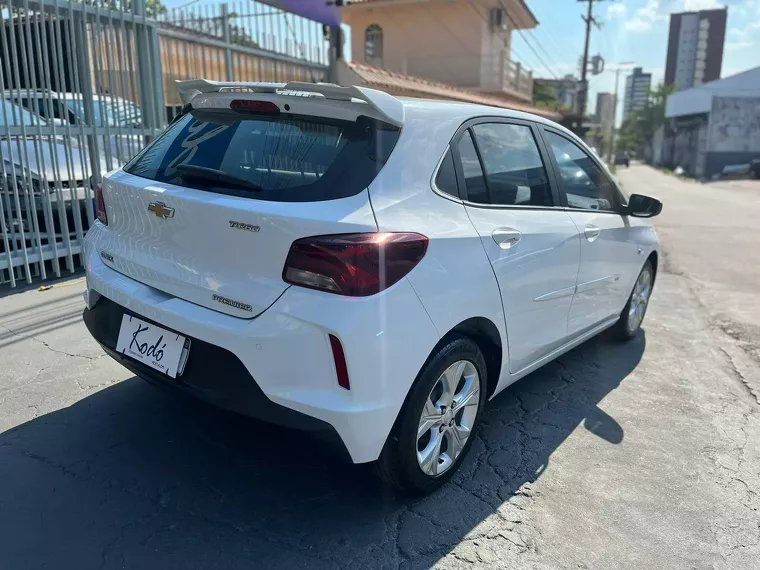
left=260, top=0, right=342, bottom=27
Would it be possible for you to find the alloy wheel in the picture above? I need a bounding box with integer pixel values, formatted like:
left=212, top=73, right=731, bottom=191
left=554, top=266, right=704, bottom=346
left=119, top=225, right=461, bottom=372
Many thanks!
left=628, top=268, right=652, bottom=333
left=416, top=360, right=480, bottom=476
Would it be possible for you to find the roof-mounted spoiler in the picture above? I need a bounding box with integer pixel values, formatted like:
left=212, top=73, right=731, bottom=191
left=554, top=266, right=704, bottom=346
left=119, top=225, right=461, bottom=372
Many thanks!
left=176, top=79, right=404, bottom=127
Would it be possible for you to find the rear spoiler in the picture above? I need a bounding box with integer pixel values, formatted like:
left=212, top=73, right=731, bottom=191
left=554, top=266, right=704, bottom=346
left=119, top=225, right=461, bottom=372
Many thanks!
left=176, top=79, right=404, bottom=127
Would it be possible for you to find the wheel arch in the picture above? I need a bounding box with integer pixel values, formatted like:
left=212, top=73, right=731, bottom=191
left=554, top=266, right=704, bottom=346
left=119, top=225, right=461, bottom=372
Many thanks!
left=647, top=250, right=659, bottom=284
left=436, top=316, right=503, bottom=399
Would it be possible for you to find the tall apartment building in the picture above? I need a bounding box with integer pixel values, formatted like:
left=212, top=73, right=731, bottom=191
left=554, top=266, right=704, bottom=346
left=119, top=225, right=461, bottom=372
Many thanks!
left=595, top=92, right=616, bottom=129
left=664, top=8, right=727, bottom=91
left=622, top=67, right=652, bottom=121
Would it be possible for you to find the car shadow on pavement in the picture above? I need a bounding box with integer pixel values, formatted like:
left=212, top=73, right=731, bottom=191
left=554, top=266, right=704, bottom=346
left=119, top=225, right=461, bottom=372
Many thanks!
left=0, top=331, right=645, bottom=570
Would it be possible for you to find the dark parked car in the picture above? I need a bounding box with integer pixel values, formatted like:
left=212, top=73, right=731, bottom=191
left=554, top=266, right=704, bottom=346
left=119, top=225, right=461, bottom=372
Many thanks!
left=614, top=151, right=630, bottom=168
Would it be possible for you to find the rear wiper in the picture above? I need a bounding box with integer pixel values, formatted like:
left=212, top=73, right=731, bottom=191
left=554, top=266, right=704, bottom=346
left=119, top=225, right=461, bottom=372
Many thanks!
left=175, top=164, right=263, bottom=191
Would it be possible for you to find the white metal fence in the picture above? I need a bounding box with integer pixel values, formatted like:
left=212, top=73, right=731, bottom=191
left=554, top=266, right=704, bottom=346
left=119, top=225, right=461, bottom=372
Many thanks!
left=0, top=0, right=327, bottom=287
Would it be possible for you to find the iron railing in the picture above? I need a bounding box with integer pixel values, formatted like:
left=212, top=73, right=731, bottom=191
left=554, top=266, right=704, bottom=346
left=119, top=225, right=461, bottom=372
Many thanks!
left=0, top=0, right=328, bottom=287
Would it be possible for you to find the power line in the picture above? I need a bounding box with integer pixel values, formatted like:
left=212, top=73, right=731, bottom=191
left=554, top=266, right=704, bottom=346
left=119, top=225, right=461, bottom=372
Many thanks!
left=494, top=0, right=559, bottom=79
left=463, top=0, right=538, bottom=76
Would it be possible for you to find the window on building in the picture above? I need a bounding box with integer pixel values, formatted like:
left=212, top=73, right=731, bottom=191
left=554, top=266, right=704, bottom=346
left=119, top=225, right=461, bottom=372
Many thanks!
left=365, top=24, right=383, bottom=67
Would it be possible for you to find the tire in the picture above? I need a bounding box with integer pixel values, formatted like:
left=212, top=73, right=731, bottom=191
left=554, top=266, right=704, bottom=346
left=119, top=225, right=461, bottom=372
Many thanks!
left=611, top=260, right=654, bottom=341
left=374, top=336, right=488, bottom=495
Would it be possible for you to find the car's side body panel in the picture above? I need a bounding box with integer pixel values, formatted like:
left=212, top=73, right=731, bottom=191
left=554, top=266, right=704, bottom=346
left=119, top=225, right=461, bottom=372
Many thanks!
left=367, top=103, right=511, bottom=395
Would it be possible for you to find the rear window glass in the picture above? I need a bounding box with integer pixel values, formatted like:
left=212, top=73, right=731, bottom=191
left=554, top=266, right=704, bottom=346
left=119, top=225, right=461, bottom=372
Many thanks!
left=123, top=108, right=401, bottom=202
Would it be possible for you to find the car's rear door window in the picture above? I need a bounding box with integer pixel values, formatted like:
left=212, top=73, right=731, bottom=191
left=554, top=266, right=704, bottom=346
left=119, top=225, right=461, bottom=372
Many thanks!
left=123, top=108, right=400, bottom=202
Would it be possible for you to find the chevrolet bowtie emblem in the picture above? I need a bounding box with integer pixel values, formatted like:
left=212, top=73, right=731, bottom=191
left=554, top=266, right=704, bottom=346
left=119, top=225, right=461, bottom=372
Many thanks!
left=147, top=201, right=175, bottom=219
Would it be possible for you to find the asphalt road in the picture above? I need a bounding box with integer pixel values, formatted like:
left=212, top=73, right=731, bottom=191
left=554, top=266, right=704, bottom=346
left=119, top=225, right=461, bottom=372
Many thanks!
left=1, top=164, right=758, bottom=569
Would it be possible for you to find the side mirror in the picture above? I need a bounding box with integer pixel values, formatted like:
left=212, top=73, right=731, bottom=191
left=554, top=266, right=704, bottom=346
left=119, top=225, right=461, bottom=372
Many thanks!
left=624, top=193, right=662, bottom=218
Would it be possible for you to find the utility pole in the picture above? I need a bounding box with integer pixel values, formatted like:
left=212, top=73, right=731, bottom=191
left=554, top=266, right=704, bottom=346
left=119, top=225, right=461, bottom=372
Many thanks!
left=606, top=62, right=634, bottom=164
left=577, top=0, right=605, bottom=121
left=326, top=0, right=346, bottom=84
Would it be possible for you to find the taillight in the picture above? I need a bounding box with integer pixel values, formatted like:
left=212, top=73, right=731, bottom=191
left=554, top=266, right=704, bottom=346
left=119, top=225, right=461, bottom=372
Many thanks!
left=96, top=183, right=108, bottom=225
left=283, top=232, right=428, bottom=296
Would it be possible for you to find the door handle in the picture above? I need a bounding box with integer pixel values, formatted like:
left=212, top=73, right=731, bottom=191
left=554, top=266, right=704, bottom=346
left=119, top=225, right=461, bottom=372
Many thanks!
left=492, top=228, right=522, bottom=249
left=584, top=225, right=601, bottom=242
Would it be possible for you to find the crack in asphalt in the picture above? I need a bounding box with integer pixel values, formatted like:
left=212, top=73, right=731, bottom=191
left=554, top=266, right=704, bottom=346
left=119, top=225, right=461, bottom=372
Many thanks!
left=0, top=322, right=99, bottom=360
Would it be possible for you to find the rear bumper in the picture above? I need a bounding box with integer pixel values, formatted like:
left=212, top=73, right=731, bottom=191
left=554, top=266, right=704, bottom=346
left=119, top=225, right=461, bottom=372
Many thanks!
left=82, top=231, right=440, bottom=463
left=83, top=297, right=351, bottom=460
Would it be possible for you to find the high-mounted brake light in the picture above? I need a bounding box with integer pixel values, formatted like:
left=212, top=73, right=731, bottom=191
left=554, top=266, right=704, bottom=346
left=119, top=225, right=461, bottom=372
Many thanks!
left=282, top=232, right=428, bottom=297
left=96, top=183, right=108, bottom=225
left=229, top=99, right=280, bottom=113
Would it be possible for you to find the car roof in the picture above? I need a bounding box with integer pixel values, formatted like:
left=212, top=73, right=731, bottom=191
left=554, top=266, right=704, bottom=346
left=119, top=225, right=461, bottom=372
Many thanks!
left=396, top=97, right=575, bottom=139
left=397, top=97, right=557, bottom=126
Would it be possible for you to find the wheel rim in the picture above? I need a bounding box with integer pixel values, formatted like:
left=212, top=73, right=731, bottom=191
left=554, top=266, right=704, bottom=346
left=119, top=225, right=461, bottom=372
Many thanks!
left=416, top=360, right=480, bottom=477
left=627, top=268, right=652, bottom=333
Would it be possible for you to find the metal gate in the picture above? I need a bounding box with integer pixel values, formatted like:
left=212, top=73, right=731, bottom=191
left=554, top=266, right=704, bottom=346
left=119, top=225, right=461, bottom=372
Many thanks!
left=0, top=0, right=328, bottom=287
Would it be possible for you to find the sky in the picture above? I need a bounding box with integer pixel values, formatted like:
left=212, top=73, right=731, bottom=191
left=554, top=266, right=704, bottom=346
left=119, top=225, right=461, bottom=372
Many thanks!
left=510, top=0, right=760, bottom=124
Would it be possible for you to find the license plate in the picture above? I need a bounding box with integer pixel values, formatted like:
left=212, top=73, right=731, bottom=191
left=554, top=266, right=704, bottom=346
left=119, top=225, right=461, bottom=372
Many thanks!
left=115, top=315, right=190, bottom=378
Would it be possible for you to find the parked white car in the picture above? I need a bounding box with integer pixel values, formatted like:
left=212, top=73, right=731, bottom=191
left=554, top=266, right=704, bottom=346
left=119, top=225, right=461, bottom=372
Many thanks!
left=82, top=81, right=662, bottom=494
left=8, top=90, right=143, bottom=165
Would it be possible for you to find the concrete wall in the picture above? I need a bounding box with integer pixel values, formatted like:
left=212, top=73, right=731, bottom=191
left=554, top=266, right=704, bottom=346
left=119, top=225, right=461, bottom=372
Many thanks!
left=707, top=96, right=760, bottom=152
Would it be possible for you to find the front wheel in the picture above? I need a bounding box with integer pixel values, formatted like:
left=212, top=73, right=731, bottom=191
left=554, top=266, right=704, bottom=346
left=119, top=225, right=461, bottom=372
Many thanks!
left=374, top=336, right=487, bottom=495
left=612, top=260, right=654, bottom=341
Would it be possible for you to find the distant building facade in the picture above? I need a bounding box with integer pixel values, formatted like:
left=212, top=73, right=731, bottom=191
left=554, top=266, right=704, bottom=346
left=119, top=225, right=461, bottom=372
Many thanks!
left=596, top=92, right=615, bottom=129
left=664, top=8, right=727, bottom=91
left=343, top=0, right=539, bottom=103
left=622, top=67, right=652, bottom=121
left=659, top=67, right=760, bottom=180
left=533, top=75, right=579, bottom=112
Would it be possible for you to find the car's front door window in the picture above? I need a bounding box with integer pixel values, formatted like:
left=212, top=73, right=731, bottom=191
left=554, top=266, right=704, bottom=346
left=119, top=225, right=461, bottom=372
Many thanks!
left=545, top=131, right=618, bottom=212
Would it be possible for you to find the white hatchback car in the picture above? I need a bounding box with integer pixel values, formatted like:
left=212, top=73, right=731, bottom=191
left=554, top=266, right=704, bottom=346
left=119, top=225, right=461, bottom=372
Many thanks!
left=83, top=81, right=662, bottom=494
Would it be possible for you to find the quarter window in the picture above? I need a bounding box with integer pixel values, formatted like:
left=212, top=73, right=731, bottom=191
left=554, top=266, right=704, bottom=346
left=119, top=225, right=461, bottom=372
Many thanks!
left=435, top=148, right=459, bottom=198
left=457, top=130, right=488, bottom=204
left=470, top=123, right=552, bottom=206
left=544, top=131, right=618, bottom=211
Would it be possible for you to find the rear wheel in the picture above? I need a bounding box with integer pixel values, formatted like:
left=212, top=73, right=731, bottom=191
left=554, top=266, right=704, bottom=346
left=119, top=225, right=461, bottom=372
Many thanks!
left=374, top=337, right=487, bottom=495
left=612, top=260, right=654, bottom=341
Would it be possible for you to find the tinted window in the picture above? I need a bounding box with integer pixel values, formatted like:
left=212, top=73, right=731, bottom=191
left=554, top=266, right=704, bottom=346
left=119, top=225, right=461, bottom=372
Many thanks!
left=124, top=109, right=400, bottom=202
left=457, top=130, right=487, bottom=204
left=471, top=123, right=552, bottom=206
left=545, top=132, right=618, bottom=211
left=435, top=148, right=459, bottom=198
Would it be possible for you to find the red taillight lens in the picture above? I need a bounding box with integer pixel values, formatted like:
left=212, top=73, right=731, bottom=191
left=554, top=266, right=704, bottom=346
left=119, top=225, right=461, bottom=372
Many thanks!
left=229, top=99, right=280, bottom=113
left=96, top=183, right=108, bottom=225
left=283, top=232, right=428, bottom=296
left=329, top=334, right=350, bottom=390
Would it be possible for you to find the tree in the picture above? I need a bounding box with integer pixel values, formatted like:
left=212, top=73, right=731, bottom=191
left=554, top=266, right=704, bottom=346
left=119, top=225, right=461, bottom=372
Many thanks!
left=533, top=82, right=562, bottom=110
left=145, top=0, right=167, bottom=18
left=617, top=82, right=676, bottom=153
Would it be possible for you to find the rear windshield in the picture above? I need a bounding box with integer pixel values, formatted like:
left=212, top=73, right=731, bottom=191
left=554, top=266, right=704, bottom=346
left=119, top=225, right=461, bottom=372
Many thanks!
left=123, top=108, right=400, bottom=202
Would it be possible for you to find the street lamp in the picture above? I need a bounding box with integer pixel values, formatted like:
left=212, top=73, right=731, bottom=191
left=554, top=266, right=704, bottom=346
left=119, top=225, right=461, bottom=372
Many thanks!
left=606, top=62, right=635, bottom=165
